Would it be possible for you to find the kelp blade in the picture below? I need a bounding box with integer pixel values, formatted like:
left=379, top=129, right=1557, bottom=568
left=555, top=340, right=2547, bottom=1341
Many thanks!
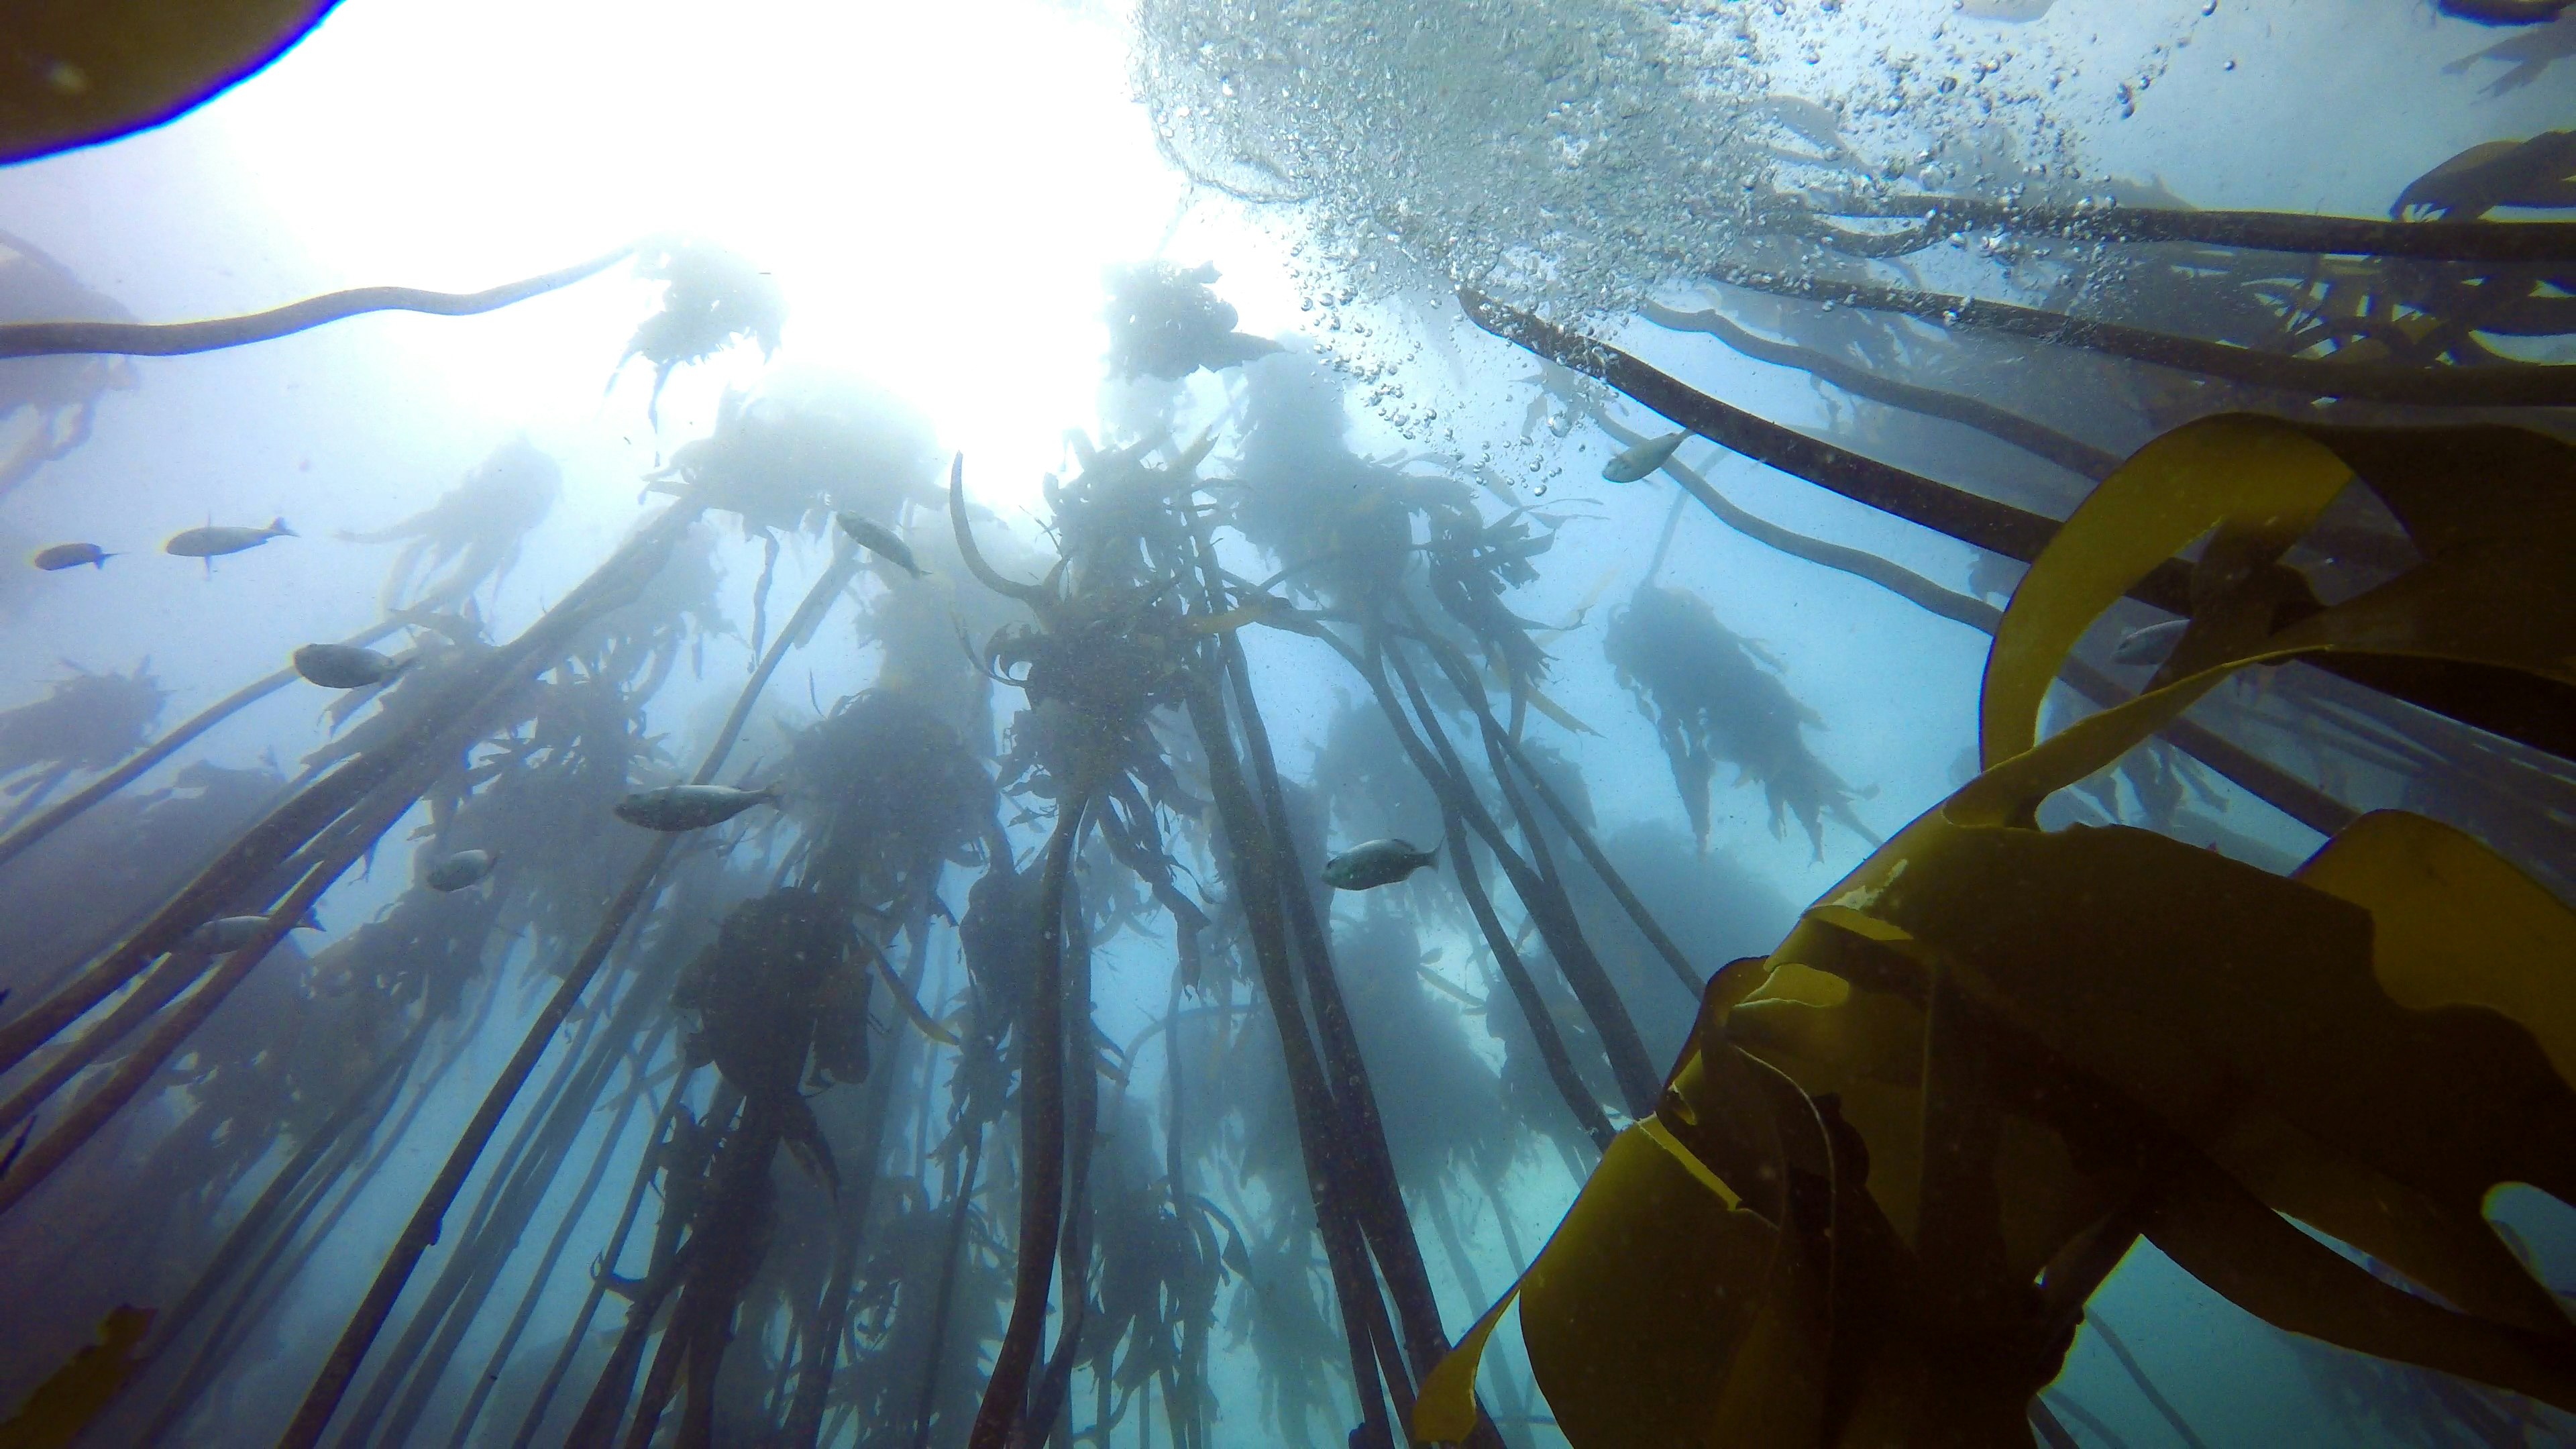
left=0, top=1305, right=152, bottom=1449
left=1, top=1, right=340, bottom=165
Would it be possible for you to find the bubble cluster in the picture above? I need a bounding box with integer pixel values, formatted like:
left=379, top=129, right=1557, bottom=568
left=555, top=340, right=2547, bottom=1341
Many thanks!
left=1132, top=0, right=2200, bottom=324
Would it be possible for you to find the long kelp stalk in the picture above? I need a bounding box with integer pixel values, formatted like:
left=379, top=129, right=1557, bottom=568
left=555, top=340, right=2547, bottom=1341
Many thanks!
left=486, top=1071, right=695, bottom=1449
left=350, top=1000, right=679, bottom=1449
left=443, top=1071, right=683, bottom=1449
left=0, top=751, right=432, bottom=1218
left=275, top=550, right=855, bottom=1449
left=559, top=1083, right=739, bottom=1449
left=1189, top=514, right=1485, bottom=1426
left=144, top=1010, right=433, bottom=1365
left=0, top=501, right=701, bottom=1079
left=1589, top=415, right=2358, bottom=835
left=0, top=248, right=635, bottom=360
left=784, top=907, right=936, bottom=1449
left=0, top=619, right=408, bottom=873
left=965, top=788, right=1091, bottom=1449
left=906, top=1130, right=985, bottom=1449
left=1481, top=696, right=1703, bottom=996
left=1020, top=885, right=1100, bottom=1449
left=1372, top=636, right=1661, bottom=1120
left=1397, top=616, right=1704, bottom=999
left=1692, top=272, right=2576, bottom=407
left=1179, top=667, right=1404, bottom=1449
left=143, top=986, right=510, bottom=1445
left=1444, top=804, right=1614, bottom=1152
left=1635, top=303, right=2121, bottom=482
left=1465, top=292, right=2576, bottom=767
left=1796, top=194, right=2576, bottom=264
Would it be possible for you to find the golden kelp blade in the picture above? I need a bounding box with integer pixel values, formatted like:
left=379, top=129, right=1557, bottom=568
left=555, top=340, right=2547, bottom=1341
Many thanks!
left=1980, top=414, right=2353, bottom=769
left=1, top=1, right=340, bottom=166
left=2296, top=809, right=2576, bottom=1086
left=0, top=1305, right=152, bottom=1449
left=1409, top=1124, right=1777, bottom=1448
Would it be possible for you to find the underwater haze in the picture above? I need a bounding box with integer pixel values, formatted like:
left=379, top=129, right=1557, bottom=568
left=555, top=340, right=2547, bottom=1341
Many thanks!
left=0, top=1, right=2572, bottom=1446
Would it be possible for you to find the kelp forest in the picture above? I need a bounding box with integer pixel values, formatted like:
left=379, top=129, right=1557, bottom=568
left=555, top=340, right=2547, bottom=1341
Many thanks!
left=1, top=3, right=2574, bottom=1448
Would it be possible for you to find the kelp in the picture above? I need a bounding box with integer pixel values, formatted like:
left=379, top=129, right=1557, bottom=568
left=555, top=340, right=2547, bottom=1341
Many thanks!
left=339, top=435, right=561, bottom=610
left=614, top=239, right=788, bottom=423
left=0, top=248, right=635, bottom=362
left=0, top=1, right=334, bottom=163
left=1102, top=261, right=1281, bottom=381
left=0, top=1305, right=151, bottom=1448
left=0, top=230, right=137, bottom=504
left=1415, top=412, right=2576, bottom=1447
left=0, top=663, right=164, bottom=790
left=1605, top=584, right=1877, bottom=861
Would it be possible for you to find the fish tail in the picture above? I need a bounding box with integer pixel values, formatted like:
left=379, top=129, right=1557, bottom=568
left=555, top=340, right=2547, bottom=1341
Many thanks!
left=270, top=517, right=297, bottom=537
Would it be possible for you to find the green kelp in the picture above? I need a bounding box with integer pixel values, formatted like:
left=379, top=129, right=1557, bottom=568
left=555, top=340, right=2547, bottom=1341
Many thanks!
left=1605, top=584, right=1877, bottom=859
left=1417, top=413, right=2576, bottom=1448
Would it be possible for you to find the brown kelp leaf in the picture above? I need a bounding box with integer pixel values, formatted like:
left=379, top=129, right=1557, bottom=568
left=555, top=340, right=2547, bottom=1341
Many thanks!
left=1, top=3, right=339, bottom=165
left=1521, top=1124, right=1788, bottom=1448
left=1419, top=411, right=2576, bottom=1445
left=1978, top=415, right=2353, bottom=769
left=2144, top=1146, right=2576, bottom=1407
left=0, top=1305, right=152, bottom=1449
left=2297, top=809, right=2576, bottom=1085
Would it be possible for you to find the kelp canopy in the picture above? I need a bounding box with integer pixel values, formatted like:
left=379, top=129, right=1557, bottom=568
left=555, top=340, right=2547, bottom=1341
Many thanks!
left=3, top=7, right=2575, bottom=1449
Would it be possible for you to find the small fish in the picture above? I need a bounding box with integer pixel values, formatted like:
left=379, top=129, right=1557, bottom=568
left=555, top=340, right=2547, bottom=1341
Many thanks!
left=1322, top=838, right=1440, bottom=891
left=614, top=783, right=781, bottom=832
left=424, top=849, right=498, bottom=892
left=2112, top=619, right=2189, bottom=667
left=837, top=513, right=924, bottom=578
left=31, top=543, right=113, bottom=571
left=293, top=643, right=409, bottom=690
left=1958, top=0, right=2057, bottom=18
left=186, top=911, right=321, bottom=953
left=165, top=517, right=295, bottom=559
left=1601, top=432, right=1688, bottom=484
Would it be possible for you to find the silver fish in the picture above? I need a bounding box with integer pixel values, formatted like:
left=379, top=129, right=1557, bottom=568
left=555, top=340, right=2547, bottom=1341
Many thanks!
left=186, top=910, right=321, bottom=953
left=837, top=513, right=924, bottom=578
left=293, top=643, right=409, bottom=689
left=31, top=542, right=113, bottom=571
left=166, top=517, right=295, bottom=558
left=614, top=783, right=781, bottom=832
left=1601, top=431, right=1687, bottom=483
left=2112, top=619, right=2190, bottom=667
left=1322, top=838, right=1439, bottom=891
left=424, top=849, right=498, bottom=892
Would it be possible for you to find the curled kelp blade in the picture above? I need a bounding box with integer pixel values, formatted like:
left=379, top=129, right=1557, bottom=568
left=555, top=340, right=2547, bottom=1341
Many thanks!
left=1, top=1, right=339, bottom=166
left=1980, top=413, right=2576, bottom=784
left=1978, top=413, right=2354, bottom=769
